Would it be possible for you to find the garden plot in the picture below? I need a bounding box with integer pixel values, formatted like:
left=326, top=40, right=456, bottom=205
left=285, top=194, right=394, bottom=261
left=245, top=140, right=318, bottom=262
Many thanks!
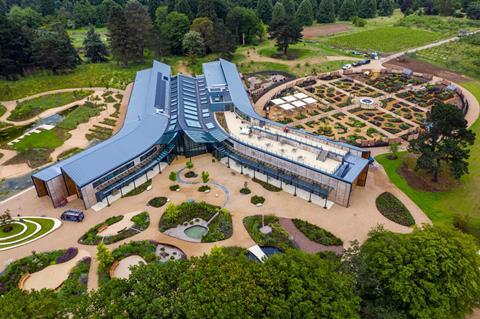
left=380, top=97, right=427, bottom=125
left=354, top=73, right=427, bottom=93
left=310, top=85, right=352, bottom=107
left=349, top=107, right=413, bottom=135
left=330, top=79, right=384, bottom=98
left=396, top=85, right=462, bottom=109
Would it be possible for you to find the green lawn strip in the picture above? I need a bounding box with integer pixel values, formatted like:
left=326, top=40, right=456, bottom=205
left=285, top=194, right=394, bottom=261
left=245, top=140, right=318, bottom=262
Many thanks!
left=291, top=219, right=343, bottom=246
left=159, top=201, right=232, bottom=242
left=376, top=81, right=480, bottom=240
left=0, top=218, right=55, bottom=248
left=0, top=248, right=66, bottom=294
left=79, top=212, right=149, bottom=245
left=67, top=27, right=108, bottom=49
left=13, top=129, right=64, bottom=152
left=8, top=90, right=92, bottom=121
left=0, top=223, right=25, bottom=239
left=0, top=61, right=150, bottom=101
left=375, top=192, right=415, bottom=226
left=243, top=215, right=296, bottom=251
left=326, top=26, right=444, bottom=53
left=57, top=101, right=104, bottom=130
left=123, top=179, right=152, bottom=197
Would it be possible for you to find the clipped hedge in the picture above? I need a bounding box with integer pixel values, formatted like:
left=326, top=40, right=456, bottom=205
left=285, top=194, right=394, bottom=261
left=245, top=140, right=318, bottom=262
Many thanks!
left=252, top=178, right=282, bottom=192
left=375, top=192, right=415, bottom=226
left=124, top=179, right=151, bottom=197
left=292, top=219, right=343, bottom=246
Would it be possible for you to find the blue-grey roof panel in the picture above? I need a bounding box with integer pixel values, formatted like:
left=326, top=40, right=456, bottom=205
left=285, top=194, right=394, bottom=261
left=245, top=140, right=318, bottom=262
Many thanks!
left=203, top=61, right=226, bottom=86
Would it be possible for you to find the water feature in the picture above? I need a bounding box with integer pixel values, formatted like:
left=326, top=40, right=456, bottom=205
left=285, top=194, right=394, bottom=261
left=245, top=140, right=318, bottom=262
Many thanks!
left=246, top=246, right=283, bottom=262
left=184, top=225, right=208, bottom=240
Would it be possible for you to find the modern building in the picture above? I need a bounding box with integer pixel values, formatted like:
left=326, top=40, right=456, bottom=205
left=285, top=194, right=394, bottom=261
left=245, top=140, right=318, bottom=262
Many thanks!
left=32, top=59, right=370, bottom=210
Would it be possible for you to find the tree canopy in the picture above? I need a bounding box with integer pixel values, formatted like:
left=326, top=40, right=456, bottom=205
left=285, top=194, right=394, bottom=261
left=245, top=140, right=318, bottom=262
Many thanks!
left=268, top=14, right=303, bottom=55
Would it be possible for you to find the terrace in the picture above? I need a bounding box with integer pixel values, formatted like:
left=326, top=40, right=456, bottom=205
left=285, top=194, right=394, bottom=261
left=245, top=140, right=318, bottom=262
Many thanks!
left=222, top=112, right=343, bottom=175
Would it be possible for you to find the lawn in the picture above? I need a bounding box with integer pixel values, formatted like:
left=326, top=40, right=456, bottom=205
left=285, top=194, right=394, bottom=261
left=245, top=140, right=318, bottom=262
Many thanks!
left=376, top=81, right=480, bottom=241
left=395, top=15, right=480, bottom=34
left=0, top=217, right=56, bottom=249
left=7, top=90, right=92, bottom=121
left=0, top=61, right=150, bottom=101
left=57, top=101, right=103, bottom=130
left=13, top=129, right=64, bottom=152
left=326, top=26, right=444, bottom=53
left=67, top=27, right=108, bottom=49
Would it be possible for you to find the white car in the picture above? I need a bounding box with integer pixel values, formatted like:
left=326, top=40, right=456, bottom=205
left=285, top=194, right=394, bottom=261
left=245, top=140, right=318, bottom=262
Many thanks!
left=342, top=64, right=352, bottom=70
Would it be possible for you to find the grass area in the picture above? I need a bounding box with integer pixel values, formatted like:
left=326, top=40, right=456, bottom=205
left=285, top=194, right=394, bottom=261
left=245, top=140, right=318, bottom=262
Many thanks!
left=292, top=219, right=343, bottom=246
left=375, top=192, right=415, bottom=226
left=376, top=82, right=480, bottom=240
left=67, top=27, right=108, bottom=50
left=159, top=201, right=233, bottom=243
left=326, top=26, right=444, bottom=53
left=0, top=61, right=150, bottom=100
left=395, top=15, right=480, bottom=34
left=0, top=223, right=24, bottom=238
left=8, top=90, right=92, bottom=121
left=243, top=215, right=296, bottom=251
left=0, top=217, right=55, bottom=249
left=78, top=212, right=149, bottom=245
left=57, top=147, right=83, bottom=160
left=13, top=129, right=64, bottom=152
left=0, top=104, right=6, bottom=117
left=57, top=101, right=104, bottom=130
left=415, top=34, right=480, bottom=80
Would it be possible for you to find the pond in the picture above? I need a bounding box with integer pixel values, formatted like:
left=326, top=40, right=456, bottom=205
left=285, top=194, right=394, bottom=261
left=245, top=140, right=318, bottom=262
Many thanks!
left=184, top=225, right=208, bottom=240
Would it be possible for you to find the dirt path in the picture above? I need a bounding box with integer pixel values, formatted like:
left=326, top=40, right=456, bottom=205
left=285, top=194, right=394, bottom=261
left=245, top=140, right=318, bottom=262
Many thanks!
left=246, top=50, right=359, bottom=67
left=302, top=23, right=352, bottom=39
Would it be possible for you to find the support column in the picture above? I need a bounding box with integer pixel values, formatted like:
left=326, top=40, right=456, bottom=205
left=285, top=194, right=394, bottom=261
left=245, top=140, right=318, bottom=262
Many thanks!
left=308, top=192, right=312, bottom=203
left=324, top=196, right=328, bottom=209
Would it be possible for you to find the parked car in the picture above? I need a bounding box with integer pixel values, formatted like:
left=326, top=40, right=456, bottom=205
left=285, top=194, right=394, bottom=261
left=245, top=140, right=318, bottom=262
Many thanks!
left=342, top=64, right=352, bottom=70
left=352, top=61, right=362, bottom=67
left=361, top=59, right=371, bottom=65
left=61, top=210, right=84, bottom=222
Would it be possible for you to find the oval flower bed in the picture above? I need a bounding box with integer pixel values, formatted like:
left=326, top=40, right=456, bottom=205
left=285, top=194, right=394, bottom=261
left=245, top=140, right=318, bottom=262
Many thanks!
left=243, top=215, right=296, bottom=251
left=0, top=248, right=77, bottom=294
left=159, top=201, right=233, bottom=243
left=78, top=212, right=150, bottom=245
left=292, top=219, right=343, bottom=246
left=251, top=195, right=265, bottom=206
left=148, top=196, right=168, bottom=208
left=375, top=192, right=415, bottom=226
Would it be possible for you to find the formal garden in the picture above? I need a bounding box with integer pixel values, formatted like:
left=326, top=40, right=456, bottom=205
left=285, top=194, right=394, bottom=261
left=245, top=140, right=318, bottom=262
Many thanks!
left=78, top=211, right=149, bottom=245
left=0, top=211, right=60, bottom=251
left=159, top=201, right=233, bottom=243
left=262, top=71, right=465, bottom=147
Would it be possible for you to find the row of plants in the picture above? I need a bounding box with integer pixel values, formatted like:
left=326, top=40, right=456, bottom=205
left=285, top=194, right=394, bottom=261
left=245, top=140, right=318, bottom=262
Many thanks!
left=0, top=248, right=77, bottom=294
left=292, top=219, right=343, bottom=246
left=375, top=192, right=415, bottom=226
left=78, top=212, right=149, bottom=245
left=123, top=179, right=151, bottom=197
left=252, top=177, right=282, bottom=192
left=243, top=215, right=296, bottom=251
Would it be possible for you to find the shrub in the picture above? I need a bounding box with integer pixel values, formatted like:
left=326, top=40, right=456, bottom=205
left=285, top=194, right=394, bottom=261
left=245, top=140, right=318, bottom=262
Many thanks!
left=252, top=178, right=281, bottom=192
left=57, top=257, right=91, bottom=298
left=148, top=197, right=168, bottom=208
left=375, top=192, right=415, bottom=226
left=131, top=211, right=150, bottom=230
left=169, top=171, right=177, bottom=182
left=185, top=160, right=194, bottom=170
left=123, top=179, right=151, bottom=197
left=170, top=184, right=180, bottom=191
left=201, top=171, right=210, bottom=183
left=292, top=219, right=343, bottom=246
left=251, top=195, right=265, bottom=205
left=352, top=16, right=366, bottom=27
left=56, top=247, right=79, bottom=264
left=240, top=187, right=251, bottom=194
left=198, top=185, right=211, bottom=192
left=184, top=171, right=198, bottom=178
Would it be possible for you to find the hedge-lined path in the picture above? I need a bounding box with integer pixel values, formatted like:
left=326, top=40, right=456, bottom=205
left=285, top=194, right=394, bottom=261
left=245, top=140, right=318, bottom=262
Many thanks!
left=278, top=217, right=344, bottom=255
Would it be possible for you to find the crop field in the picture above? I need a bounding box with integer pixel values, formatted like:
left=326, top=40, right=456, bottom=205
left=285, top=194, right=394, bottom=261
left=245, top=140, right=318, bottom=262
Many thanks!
left=326, top=27, right=444, bottom=53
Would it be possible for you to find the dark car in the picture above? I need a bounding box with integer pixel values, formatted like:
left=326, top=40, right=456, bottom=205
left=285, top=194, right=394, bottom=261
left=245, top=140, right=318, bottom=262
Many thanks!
left=352, top=61, right=363, bottom=67
left=61, top=210, right=84, bottom=222
left=361, top=59, right=371, bottom=65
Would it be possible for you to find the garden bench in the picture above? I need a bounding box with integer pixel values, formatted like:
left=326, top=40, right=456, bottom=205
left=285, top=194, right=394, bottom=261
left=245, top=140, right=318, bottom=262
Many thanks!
left=18, top=273, right=30, bottom=290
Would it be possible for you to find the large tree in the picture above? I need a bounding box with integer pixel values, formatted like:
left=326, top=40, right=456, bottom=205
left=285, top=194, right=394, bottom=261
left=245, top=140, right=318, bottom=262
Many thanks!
left=358, top=0, right=377, bottom=18
left=256, top=0, right=273, bottom=23
left=83, top=26, right=109, bottom=63
left=32, top=24, right=79, bottom=73
left=268, top=14, right=303, bottom=56
left=163, top=11, right=190, bottom=54
left=124, top=0, right=153, bottom=63
left=197, top=0, right=217, bottom=20
left=0, top=14, right=32, bottom=79
left=281, top=0, right=296, bottom=14
left=409, top=102, right=475, bottom=182
left=226, top=6, right=263, bottom=45
left=190, top=17, right=214, bottom=52
left=317, top=0, right=336, bottom=23
left=338, top=0, right=358, bottom=20
left=295, top=0, right=314, bottom=26
left=348, top=226, right=480, bottom=319
left=108, top=5, right=129, bottom=65
left=182, top=30, right=205, bottom=62
left=174, top=0, right=193, bottom=20
left=377, top=0, right=394, bottom=15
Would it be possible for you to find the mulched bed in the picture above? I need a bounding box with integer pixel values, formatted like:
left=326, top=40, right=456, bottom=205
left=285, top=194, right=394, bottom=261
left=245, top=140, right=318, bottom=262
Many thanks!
left=375, top=192, right=415, bottom=227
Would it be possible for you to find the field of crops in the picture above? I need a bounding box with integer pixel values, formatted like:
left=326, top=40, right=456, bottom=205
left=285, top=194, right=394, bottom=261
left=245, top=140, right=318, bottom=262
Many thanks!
left=326, top=26, right=444, bottom=53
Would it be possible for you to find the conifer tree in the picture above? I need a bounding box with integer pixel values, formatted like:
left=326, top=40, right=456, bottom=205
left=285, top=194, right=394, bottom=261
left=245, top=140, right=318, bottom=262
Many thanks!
left=377, top=0, right=394, bottom=15
left=318, top=0, right=336, bottom=23
left=108, top=5, right=129, bottom=65
left=197, top=0, right=217, bottom=20
left=124, top=0, right=153, bottom=63
left=295, top=0, right=314, bottom=26
left=83, top=26, right=109, bottom=63
left=271, top=1, right=286, bottom=24
left=358, top=0, right=377, bottom=18
left=338, top=0, right=358, bottom=20
left=256, top=0, right=273, bottom=23
left=174, top=0, right=193, bottom=20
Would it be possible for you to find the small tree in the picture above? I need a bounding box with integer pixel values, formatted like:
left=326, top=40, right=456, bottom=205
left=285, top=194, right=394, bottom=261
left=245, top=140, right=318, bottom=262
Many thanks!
left=186, top=160, right=194, bottom=170
left=169, top=171, right=177, bottom=182
left=96, top=242, right=113, bottom=272
left=389, top=141, right=400, bottom=160
left=201, top=171, right=210, bottom=183
left=0, top=209, right=12, bottom=227
left=182, top=31, right=205, bottom=63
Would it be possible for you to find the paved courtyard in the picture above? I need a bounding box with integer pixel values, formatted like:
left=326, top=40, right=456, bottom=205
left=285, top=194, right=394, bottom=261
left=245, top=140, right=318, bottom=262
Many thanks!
left=0, top=154, right=430, bottom=290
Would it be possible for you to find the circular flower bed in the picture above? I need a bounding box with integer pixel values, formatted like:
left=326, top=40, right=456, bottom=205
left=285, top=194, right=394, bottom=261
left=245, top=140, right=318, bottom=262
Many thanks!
left=251, top=195, right=266, bottom=205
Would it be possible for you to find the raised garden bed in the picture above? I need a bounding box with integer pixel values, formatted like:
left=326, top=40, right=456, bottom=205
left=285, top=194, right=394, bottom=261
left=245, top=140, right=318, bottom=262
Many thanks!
left=292, top=219, right=343, bottom=246
left=124, top=179, right=151, bottom=197
left=252, top=178, right=281, bottom=192
left=148, top=197, right=168, bottom=208
left=198, top=185, right=211, bottom=192
left=375, top=192, right=415, bottom=226
left=251, top=195, right=265, bottom=205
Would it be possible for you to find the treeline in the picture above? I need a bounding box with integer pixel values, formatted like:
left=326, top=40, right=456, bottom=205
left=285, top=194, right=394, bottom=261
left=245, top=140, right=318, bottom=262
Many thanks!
left=1, top=226, right=479, bottom=318
left=400, top=0, right=480, bottom=18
